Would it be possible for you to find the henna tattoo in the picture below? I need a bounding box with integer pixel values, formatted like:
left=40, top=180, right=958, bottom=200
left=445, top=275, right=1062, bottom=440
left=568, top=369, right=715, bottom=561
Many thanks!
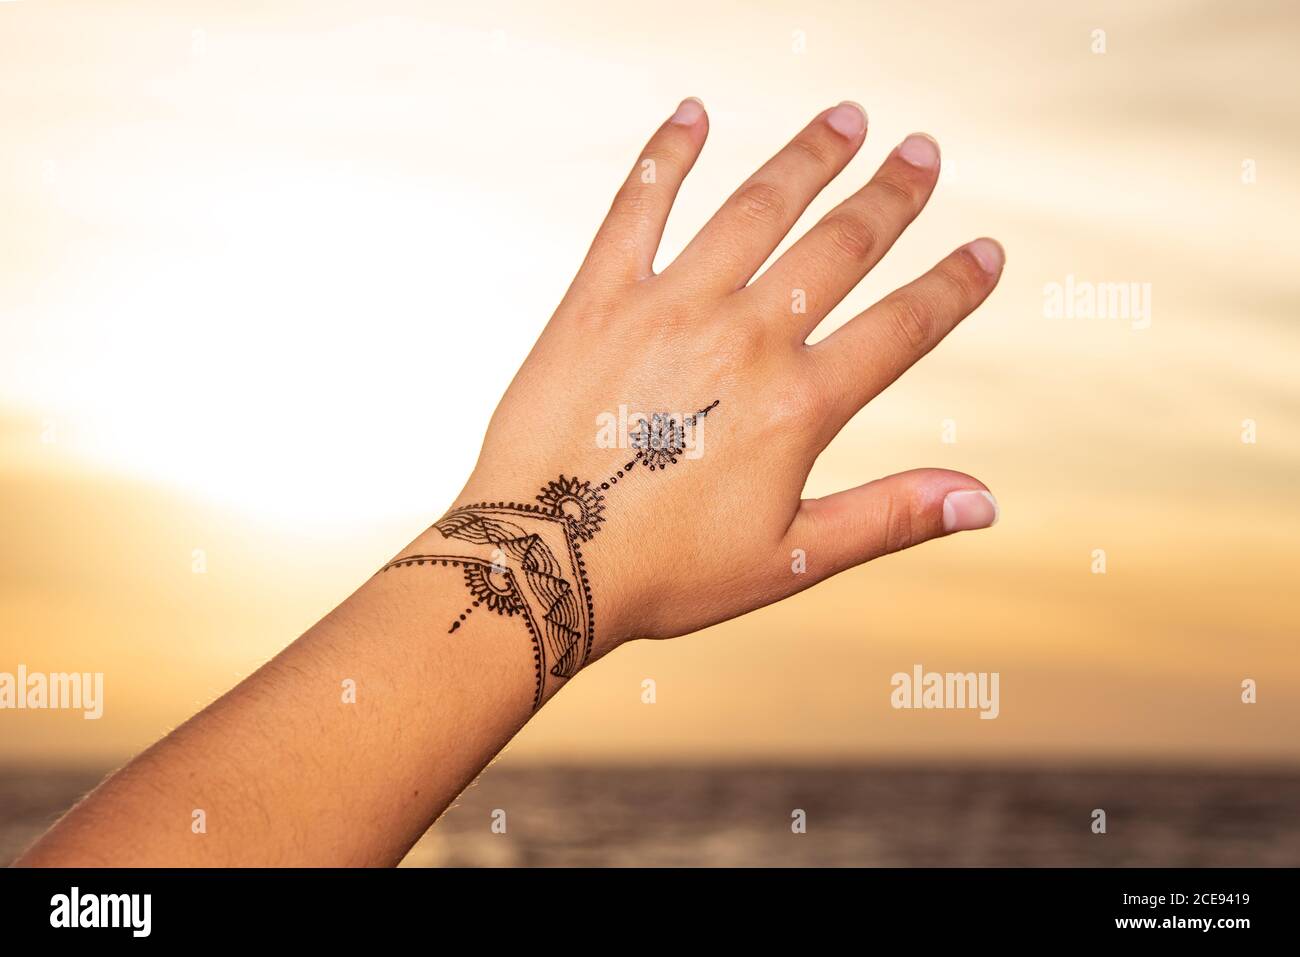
left=463, top=563, right=522, bottom=616
left=536, top=475, right=605, bottom=541
left=601, top=399, right=719, bottom=487
left=381, top=399, right=719, bottom=708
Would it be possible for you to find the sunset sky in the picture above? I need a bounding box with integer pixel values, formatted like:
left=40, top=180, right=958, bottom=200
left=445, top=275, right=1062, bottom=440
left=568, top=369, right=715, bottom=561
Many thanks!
left=1, top=0, right=1297, bottom=765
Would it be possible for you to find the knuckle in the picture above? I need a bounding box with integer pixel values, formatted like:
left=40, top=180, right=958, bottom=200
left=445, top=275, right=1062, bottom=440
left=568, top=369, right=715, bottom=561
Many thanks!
left=732, top=180, right=788, bottom=227
left=790, top=133, right=835, bottom=169
left=611, top=183, right=656, bottom=221
left=880, top=494, right=917, bottom=555
left=871, top=171, right=918, bottom=209
left=651, top=289, right=704, bottom=333
left=821, top=212, right=878, bottom=264
left=640, top=145, right=681, bottom=171
left=888, top=295, right=934, bottom=351
left=561, top=286, right=625, bottom=326
left=939, top=255, right=985, bottom=302
left=698, top=310, right=764, bottom=363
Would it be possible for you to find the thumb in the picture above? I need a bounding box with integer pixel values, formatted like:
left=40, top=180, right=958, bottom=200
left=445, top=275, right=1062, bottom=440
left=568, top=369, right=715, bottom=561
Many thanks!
left=780, top=468, right=998, bottom=589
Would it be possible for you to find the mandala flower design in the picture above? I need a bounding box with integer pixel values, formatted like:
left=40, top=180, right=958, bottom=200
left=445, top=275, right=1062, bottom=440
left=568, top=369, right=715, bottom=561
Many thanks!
left=629, top=412, right=686, bottom=470
left=464, top=563, right=521, bottom=616
left=536, top=475, right=606, bottom=541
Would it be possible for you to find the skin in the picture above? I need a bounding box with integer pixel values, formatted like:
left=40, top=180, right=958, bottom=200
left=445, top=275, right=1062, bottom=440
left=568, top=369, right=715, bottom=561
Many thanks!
left=16, top=99, right=1002, bottom=867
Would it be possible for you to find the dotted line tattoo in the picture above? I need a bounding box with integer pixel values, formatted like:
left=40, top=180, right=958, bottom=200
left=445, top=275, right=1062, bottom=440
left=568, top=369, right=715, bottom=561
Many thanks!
left=379, top=400, right=719, bottom=709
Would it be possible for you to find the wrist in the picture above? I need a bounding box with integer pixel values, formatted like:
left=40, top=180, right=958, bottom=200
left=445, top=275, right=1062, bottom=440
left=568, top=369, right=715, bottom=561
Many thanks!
left=403, top=475, right=623, bottom=703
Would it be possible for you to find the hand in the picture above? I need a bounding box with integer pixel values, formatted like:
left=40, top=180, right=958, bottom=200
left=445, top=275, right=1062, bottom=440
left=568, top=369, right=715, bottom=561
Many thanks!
left=15, top=98, right=1006, bottom=868
left=433, top=98, right=1003, bottom=686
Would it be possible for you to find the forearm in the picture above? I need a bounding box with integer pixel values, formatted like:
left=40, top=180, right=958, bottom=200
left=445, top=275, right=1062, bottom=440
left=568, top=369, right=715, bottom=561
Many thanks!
left=16, top=519, right=549, bottom=867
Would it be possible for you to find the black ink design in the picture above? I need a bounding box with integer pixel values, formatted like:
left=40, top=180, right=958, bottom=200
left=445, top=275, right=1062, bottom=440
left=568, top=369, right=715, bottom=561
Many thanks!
left=464, top=563, right=522, bottom=616
left=600, top=399, right=719, bottom=489
left=382, top=399, right=719, bottom=708
left=536, top=475, right=605, bottom=542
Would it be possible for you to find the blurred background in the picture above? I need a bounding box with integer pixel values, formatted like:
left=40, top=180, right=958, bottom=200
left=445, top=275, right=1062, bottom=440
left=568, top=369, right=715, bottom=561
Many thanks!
left=1, top=0, right=1297, bottom=865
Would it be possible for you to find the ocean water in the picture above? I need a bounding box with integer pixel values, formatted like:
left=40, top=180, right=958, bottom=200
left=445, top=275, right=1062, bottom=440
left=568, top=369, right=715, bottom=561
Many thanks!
left=4, top=765, right=1298, bottom=867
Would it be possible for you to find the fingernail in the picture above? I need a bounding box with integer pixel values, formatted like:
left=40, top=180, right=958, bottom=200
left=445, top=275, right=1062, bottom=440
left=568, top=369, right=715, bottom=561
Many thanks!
left=942, top=490, right=999, bottom=532
left=670, top=97, right=705, bottom=126
left=826, top=101, right=866, bottom=139
left=897, top=133, right=939, bottom=169
left=965, top=237, right=1004, bottom=275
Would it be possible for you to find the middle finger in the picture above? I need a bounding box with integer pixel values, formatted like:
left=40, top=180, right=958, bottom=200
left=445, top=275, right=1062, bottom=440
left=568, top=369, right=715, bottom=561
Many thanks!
left=663, top=102, right=868, bottom=295
left=749, top=133, right=942, bottom=340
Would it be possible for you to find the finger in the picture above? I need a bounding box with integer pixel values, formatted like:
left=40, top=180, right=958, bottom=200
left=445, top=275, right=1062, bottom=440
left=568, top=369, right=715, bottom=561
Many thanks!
left=779, top=469, right=998, bottom=591
left=751, top=133, right=941, bottom=340
left=664, top=102, right=868, bottom=296
left=583, top=97, right=709, bottom=283
left=812, top=238, right=1004, bottom=429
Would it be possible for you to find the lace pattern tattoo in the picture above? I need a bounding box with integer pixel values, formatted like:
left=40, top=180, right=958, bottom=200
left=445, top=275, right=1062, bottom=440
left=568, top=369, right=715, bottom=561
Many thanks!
left=380, top=400, right=719, bottom=708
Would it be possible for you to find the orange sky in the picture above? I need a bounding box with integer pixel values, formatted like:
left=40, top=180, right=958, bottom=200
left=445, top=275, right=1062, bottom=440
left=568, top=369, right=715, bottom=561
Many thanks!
left=1, top=0, right=1297, bottom=764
